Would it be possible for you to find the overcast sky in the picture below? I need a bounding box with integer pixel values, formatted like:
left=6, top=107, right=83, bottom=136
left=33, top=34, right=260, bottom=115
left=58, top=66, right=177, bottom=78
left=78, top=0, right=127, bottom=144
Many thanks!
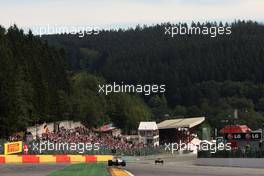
left=0, top=0, right=263, bottom=31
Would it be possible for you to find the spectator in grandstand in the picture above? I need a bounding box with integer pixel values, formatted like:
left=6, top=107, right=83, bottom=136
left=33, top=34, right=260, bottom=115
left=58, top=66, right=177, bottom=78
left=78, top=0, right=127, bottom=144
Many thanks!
left=39, top=126, right=144, bottom=150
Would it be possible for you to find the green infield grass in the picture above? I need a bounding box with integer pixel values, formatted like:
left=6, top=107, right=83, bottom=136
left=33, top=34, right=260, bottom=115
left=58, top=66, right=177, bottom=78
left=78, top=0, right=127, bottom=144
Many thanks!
left=48, top=163, right=110, bottom=176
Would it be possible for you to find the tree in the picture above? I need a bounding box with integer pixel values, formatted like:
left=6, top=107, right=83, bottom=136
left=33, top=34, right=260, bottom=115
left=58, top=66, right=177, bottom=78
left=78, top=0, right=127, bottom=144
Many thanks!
left=148, top=95, right=170, bottom=120
left=108, top=93, right=151, bottom=131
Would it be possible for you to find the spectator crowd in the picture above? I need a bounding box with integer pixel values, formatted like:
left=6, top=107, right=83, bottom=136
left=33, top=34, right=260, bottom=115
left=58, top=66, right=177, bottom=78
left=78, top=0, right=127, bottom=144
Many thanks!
left=40, top=126, right=144, bottom=150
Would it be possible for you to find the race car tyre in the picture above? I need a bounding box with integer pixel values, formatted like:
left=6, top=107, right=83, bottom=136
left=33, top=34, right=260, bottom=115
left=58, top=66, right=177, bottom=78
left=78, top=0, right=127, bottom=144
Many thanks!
left=121, top=161, right=126, bottom=166
left=108, top=160, right=113, bottom=166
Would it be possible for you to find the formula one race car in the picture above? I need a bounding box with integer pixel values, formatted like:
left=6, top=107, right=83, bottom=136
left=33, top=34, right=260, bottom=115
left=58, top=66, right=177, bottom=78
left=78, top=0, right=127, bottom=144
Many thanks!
left=108, top=157, right=126, bottom=166
left=155, top=158, right=164, bottom=164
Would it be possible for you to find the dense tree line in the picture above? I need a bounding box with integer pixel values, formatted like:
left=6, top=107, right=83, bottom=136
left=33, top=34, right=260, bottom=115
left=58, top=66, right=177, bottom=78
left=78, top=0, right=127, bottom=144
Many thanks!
left=0, top=25, right=70, bottom=137
left=43, top=21, right=264, bottom=130
left=0, top=25, right=151, bottom=137
left=68, top=72, right=151, bottom=131
left=1, top=21, right=264, bottom=137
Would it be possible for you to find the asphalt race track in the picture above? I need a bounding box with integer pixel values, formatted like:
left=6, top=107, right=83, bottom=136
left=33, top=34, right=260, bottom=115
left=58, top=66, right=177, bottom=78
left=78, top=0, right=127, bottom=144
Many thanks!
left=1, top=156, right=264, bottom=176
left=125, top=162, right=264, bottom=176
left=124, top=155, right=264, bottom=176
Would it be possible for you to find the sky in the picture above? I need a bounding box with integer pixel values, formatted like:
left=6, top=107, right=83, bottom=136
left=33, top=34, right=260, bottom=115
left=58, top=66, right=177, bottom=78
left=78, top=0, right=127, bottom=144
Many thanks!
left=0, top=0, right=263, bottom=32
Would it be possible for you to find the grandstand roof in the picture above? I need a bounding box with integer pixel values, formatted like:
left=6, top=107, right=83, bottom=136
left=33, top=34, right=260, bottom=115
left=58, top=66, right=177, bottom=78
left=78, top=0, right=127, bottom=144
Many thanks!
left=138, top=122, right=158, bottom=130
left=157, top=117, right=205, bottom=129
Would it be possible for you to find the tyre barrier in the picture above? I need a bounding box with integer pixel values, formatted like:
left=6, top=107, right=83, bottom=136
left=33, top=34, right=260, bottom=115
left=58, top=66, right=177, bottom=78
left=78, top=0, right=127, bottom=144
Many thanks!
left=0, top=155, right=113, bottom=164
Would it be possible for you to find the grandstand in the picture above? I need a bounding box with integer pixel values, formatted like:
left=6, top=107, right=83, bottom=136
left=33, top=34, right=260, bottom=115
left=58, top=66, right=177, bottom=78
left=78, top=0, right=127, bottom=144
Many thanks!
left=158, top=117, right=205, bottom=144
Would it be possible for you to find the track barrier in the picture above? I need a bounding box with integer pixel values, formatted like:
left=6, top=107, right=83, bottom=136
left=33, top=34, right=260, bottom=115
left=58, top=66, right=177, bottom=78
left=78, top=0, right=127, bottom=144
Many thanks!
left=0, top=155, right=113, bottom=164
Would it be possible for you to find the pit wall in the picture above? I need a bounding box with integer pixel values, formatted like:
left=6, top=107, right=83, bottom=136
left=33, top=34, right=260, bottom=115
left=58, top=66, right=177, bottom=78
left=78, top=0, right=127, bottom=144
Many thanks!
left=195, top=158, right=264, bottom=168
left=0, top=155, right=113, bottom=164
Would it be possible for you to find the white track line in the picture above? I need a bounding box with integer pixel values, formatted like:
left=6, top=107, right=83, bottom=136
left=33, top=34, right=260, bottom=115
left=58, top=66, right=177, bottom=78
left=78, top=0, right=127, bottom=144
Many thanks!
left=124, top=169, right=134, bottom=176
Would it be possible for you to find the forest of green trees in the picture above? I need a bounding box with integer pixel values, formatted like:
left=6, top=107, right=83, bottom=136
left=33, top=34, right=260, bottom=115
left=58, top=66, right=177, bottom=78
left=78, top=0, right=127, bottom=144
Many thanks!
left=0, top=25, right=151, bottom=137
left=1, top=21, right=264, bottom=137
